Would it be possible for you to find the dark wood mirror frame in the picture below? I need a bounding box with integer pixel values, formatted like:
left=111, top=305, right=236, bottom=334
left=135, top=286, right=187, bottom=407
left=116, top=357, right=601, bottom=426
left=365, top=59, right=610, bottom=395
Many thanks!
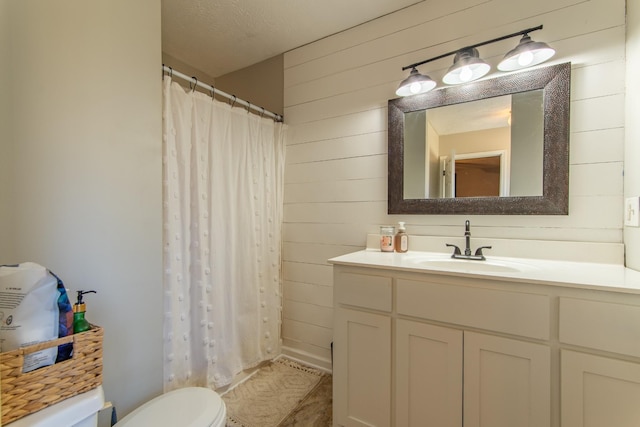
left=388, top=62, right=570, bottom=215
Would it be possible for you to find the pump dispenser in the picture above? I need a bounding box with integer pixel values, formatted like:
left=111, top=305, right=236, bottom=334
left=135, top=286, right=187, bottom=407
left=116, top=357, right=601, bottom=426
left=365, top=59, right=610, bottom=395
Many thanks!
left=394, top=222, right=409, bottom=253
left=73, top=290, right=96, bottom=333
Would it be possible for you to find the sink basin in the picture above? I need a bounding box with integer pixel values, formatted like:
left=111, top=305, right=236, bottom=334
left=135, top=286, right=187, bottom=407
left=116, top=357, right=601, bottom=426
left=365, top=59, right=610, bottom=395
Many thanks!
left=409, top=256, right=533, bottom=273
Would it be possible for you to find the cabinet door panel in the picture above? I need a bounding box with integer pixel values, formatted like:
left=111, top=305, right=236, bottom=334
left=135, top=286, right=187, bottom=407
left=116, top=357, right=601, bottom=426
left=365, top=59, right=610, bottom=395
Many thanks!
left=334, top=308, right=391, bottom=427
left=396, top=320, right=463, bottom=427
left=562, top=350, right=640, bottom=427
left=463, top=332, right=550, bottom=427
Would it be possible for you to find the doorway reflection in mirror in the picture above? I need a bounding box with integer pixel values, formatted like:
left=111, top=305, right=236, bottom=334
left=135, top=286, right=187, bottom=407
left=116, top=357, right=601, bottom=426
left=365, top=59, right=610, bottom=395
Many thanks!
left=403, top=90, right=543, bottom=199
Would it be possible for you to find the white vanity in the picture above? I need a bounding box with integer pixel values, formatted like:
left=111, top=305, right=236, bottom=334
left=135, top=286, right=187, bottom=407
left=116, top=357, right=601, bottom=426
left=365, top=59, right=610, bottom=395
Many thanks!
left=330, top=244, right=640, bottom=427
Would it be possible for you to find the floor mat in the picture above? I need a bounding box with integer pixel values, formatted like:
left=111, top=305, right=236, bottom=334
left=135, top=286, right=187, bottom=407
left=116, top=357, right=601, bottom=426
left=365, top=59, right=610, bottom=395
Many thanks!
left=279, top=374, right=333, bottom=426
left=223, top=358, right=328, bottom=427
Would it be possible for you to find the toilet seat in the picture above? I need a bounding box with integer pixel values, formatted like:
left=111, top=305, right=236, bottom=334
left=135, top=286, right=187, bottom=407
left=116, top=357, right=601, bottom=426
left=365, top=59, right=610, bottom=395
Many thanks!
left=113, top=387, right=226, bottom=427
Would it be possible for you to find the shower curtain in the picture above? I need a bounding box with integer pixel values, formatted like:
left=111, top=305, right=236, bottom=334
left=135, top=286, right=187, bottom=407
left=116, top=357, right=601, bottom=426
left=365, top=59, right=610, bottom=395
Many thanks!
left=162, top=78, right=285, bottom=389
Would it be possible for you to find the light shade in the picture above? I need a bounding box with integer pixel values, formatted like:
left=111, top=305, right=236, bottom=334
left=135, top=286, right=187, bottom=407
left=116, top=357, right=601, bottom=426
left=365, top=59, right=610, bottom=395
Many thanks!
left=498, top=34, right=555, bottom=71
left=442, top=48, right=491, bottom=85
left=395, top=68, right=437, bottom=97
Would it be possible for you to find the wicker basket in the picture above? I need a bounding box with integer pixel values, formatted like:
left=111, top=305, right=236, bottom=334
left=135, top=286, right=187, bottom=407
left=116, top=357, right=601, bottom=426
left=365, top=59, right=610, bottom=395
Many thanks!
left=0, top=325, right=103, bottom=425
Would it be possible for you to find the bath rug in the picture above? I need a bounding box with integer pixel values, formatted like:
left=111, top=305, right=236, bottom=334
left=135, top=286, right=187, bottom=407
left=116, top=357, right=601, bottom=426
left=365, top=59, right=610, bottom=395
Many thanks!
left=279, top=374, right=333, bottom=426
left=223, top=357, right=327, bottom=427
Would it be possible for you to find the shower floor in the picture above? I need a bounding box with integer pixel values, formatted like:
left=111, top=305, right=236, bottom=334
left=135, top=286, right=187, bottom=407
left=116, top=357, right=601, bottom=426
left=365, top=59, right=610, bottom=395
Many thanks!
left=222, top=357, right=332, bottom=426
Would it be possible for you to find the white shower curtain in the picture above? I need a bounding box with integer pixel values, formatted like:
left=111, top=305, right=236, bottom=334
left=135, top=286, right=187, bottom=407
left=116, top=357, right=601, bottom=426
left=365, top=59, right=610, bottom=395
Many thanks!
left=162, top=78, right=285, bottom=389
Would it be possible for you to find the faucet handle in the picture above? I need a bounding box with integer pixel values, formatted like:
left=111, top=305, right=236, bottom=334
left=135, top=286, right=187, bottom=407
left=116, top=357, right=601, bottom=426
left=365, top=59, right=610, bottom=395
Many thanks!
left=474, top=246, right=492, bottom=257
left=446, top=243, right=462, bottom=256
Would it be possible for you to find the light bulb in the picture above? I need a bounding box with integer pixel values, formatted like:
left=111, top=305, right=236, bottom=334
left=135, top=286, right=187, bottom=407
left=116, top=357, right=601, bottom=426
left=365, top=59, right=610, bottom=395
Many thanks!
left=459, top=66, right=473, bottom=82
left=410, top=82, right=421, bottom=94
left=518, top=51, right=534, bottom=67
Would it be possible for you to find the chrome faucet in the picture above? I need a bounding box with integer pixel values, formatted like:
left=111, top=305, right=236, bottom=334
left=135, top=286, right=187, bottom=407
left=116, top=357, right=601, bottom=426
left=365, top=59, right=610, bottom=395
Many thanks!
left=464, top=220, right=471, bottom=256
left=446, top=220, right=492, bottom=261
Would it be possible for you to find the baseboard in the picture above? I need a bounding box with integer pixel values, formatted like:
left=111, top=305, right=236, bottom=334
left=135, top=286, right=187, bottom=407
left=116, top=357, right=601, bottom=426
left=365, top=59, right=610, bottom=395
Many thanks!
left=280, top=346, right=333, bottom=373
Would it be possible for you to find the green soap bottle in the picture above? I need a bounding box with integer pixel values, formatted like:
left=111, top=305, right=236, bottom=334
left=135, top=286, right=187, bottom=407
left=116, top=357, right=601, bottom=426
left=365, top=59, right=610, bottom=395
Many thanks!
left=73, top=290, right=97, bottom=333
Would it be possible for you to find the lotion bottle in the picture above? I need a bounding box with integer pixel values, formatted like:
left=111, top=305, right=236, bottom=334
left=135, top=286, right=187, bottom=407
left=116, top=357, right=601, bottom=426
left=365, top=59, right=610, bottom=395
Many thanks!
left=394, top=222, right=409, bottom=253
left=73, top=290, right=96, bottom=333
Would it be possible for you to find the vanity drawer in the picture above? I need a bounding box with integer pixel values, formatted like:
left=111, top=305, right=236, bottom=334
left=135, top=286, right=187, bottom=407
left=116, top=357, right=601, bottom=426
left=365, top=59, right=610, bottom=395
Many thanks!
left=397, top=279, right=550, bottom=339
left=334, top=272, right=392, bottom=312
left=559, top=297, right=640, bottom=357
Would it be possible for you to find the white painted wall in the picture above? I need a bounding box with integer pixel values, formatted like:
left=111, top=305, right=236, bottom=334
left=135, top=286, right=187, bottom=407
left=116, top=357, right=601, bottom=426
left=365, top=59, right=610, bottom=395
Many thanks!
left=625, top=0, right=640, bottom=270
left=0, top=0, right=11, bottom=260
left=282, top=0, right=626, bottom=367
left=0, top=0, right=163, bottom=419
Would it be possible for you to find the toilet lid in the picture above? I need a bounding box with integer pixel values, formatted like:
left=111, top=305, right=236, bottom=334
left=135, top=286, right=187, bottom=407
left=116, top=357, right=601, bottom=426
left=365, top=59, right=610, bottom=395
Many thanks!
left=114, top=387, right=226, bottom=427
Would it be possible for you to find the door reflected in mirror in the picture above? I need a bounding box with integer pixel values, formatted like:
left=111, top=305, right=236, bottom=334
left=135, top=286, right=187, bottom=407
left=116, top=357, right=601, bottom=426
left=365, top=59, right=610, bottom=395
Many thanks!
left=403, top=90, right=544, bottom=199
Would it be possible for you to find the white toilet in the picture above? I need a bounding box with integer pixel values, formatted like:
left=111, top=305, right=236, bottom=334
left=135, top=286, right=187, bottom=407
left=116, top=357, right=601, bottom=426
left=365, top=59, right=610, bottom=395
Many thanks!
left=6, top=385, right=226, bottom=427
left=113, top=387, right=226, bottom=427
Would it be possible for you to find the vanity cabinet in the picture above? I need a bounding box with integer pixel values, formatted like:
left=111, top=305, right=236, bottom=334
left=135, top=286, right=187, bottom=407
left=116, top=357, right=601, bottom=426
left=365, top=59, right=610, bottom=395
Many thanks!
left=462, top=331, right=550, bottom=427
left=561, top=350, right=640, bottom=427
left=331, top=250, right=640, bottom=427
left=395, top=320, right=462, bottom=426
left=334, top=307, right=391, bottom=426
left=559, top=297, right=640, bottom=427
left=395, top=304, right=550, bottom=427
left=333, top=268, right=551, bottom=427
left=333, top=272, right=392, bottom=426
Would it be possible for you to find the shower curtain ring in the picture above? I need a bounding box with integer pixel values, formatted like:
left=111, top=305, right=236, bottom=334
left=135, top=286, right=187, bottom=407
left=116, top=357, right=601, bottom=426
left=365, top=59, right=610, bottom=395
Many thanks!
left=189, top=77, right=198, bottom=92
left=231, top=95, right=237, bottom=108
left=260, top=107, right=265, bottom=118
left=163, top=65, right=173, bottom=80
left=246, top=102, right=251, bottom=113
left=210, top=86, right=215, bottom=100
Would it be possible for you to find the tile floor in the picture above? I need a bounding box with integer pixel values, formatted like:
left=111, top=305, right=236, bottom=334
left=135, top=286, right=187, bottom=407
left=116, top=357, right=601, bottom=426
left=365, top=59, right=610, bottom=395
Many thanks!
left=279, top=375, right=333, bottom=426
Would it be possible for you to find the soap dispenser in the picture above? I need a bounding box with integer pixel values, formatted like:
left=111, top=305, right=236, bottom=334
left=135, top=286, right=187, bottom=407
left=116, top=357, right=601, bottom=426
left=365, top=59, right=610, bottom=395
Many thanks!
left=73, top=290, right=96, bottom=333
left=394, top=222, right=409, bottom=253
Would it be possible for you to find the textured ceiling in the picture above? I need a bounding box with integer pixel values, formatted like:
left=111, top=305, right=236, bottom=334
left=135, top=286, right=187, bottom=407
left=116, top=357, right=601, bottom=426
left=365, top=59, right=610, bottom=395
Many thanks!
left=162, top=0, right=423, bottom=78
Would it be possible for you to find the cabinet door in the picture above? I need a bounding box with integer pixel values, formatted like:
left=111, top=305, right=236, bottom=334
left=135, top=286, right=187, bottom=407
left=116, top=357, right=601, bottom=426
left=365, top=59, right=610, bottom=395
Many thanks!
left=463, top=332, right=550, bottom=427
left=334, top=308, right=391, bottom=427
left=396, top=320, right=463, bottom=427
left=562, top=350, right=640, bottom=427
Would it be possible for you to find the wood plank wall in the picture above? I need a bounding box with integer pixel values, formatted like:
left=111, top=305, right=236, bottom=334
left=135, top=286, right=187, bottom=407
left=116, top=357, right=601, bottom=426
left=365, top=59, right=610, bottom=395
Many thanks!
left=282, top=0, right=626, bottom=367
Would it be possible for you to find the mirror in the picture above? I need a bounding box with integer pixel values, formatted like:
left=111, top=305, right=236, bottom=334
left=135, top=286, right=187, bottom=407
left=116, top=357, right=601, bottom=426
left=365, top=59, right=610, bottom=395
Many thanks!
left=388, top=62, right=570, bottom=215
left=403, top=91, right=544, bottom=199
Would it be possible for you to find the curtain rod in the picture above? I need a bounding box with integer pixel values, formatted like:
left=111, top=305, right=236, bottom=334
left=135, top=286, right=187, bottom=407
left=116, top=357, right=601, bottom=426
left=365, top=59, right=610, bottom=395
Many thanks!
left=162, top=65, right=283, bottom=122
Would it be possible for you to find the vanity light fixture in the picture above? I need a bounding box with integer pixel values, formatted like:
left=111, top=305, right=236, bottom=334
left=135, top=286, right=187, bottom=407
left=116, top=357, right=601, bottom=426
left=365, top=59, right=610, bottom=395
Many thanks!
left=396, top=25, right=555, bottom=96
left=395, top=67, right=437, bottom=96
left=497, top=33, right=556, bottom=71
left=442, top=47, right=491, bottom=85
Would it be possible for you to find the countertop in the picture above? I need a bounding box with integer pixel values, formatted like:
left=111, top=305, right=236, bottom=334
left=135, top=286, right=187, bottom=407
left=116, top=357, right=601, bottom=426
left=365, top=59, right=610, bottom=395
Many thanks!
left=329, top=250, right=640, bottom=295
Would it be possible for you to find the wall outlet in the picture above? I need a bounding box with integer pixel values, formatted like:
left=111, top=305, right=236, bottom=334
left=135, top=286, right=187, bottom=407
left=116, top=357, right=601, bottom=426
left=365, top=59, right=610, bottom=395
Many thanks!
left=625, top=197, right=640, bottom=227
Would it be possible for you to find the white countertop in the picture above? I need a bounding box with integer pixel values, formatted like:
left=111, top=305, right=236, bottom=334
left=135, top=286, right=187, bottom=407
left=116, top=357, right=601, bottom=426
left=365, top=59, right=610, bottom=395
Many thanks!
left=329, top=249, right=640, bottom=295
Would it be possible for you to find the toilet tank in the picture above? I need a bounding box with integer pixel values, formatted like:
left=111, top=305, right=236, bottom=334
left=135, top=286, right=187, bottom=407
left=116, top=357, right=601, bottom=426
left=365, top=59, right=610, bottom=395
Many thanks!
left=6, top=386, right=105, bottom=427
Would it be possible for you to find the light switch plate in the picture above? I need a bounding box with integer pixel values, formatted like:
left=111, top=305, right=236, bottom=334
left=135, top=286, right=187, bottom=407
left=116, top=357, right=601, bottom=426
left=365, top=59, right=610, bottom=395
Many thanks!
left=625, top=197, right=640, bottom=227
